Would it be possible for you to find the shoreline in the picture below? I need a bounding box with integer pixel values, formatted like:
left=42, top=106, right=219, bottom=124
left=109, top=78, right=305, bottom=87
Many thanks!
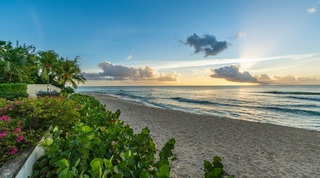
left=91, top=93, right=320, bottom=177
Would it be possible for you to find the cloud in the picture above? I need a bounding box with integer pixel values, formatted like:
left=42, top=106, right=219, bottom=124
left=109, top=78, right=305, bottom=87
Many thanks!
left=271, top=76, right=320, bottom=84
left=82, top=61, right=177, bottom=82
left=127, top=55, right=133, bottom=60
left=230, top=32, right=247, bottom=39
left=155, top=53, right=316, bottom=70
left=307, top=7, right=317, bottom=13
left=210, top=65, right=260, bottom=83
left=209, top=65, right=320, bottom=85
left=157, top=72, right=178, bottom=81
left=182, top=33, right=229, bottom=57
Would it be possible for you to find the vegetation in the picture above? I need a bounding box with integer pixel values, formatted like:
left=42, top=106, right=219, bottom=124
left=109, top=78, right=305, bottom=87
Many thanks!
left=0, top=83, right=29, bottom=100
left=204, top=156, right=233, bottom=178
left=30, top=94, right=176, bottom=178
left=0, top=40, right=86, bottom=89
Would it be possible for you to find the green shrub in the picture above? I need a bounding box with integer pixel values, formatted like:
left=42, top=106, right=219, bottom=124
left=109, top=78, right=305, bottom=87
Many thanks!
left=31, top=94, right=176, bottom=178
left=0, top=100, right=46, bottom=166
left=203, top=156, right=233, bottom=178
left=0, top=83, right=29, bottom=100
left=1, top=97, right=79, bottom=131
left=0, top=83, right=27, bottom=93
left=0, top=92, right=29, bottom=100
left=60, top=86, right=75, bottom=94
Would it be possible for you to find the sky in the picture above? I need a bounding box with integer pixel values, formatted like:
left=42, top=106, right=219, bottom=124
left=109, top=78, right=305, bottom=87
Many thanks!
left=1, top=0, right=320, bottom=86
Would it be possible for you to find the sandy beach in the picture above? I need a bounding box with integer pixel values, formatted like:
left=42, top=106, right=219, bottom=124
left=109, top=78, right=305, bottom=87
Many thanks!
left=91, top=93, right=320, bottom=178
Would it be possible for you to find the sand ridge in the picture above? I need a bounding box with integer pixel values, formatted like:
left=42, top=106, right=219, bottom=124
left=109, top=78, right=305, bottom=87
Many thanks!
left=92, top=93, right=320, bottom=178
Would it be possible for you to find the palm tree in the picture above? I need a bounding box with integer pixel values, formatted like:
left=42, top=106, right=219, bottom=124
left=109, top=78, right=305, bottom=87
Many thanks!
left=54, top=56, right=86, bottom=89
left=0, top=41, right=27, bottom=83
left=38, top=50, right=58, bottom=91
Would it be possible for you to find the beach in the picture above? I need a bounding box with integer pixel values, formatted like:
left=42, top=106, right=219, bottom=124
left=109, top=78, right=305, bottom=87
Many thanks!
left=92, top=93, right=320, bottom=177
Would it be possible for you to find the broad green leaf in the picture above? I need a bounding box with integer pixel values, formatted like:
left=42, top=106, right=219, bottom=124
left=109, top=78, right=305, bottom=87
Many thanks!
left=82, top=126, right=92, bottom=133
left=90, top=158, right=103, bottom=170
left=87, top=133, right=95, bottom=140
left=213, top=168, right=222, bottom=178
left=59, top=168, right=71, bottom=178
left=140, top=171, right=149, bottom=178
left=204, top=160, right=212, bottom=171
left=113, top=173, right=124, bottom=178
left=103, top=158, right=113, bottom=169
left=156, top=164, right=170, bottom=178
left=213, top=156, right=221, bottom=163
left=41, top=137, right=53, bottom=147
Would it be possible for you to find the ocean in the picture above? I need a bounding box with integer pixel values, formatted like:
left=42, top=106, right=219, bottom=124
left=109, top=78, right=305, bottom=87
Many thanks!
left=76, top=85, right=320, bottom=131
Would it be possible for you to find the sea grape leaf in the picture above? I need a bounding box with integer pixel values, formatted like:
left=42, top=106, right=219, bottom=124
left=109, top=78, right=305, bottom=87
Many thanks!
left=156, top=164, right=170, bottom=178
left=204, top=160, right=212, bottom=171
left=41, top=137, right=53, bottom=147
left=140, top=171, right=149, bottom=178
left=213, top=168, right=222, bottom=178
left=82, top=126, right=92, bottom=133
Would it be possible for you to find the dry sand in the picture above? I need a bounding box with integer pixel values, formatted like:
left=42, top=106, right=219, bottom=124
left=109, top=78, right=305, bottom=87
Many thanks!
left=91, top=93, right=320, bottom=178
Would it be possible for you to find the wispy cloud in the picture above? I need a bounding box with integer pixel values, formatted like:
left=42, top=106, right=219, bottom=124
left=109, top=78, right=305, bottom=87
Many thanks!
left=307, top=1, right=320, bottom=14
left=230, top=32, right=247, bottom=39
left=155, top=53, right=316, bottom=70
left=127, top=55, right=133, bottom=60
left=307, top=7, right=317, bottom=13
left=30, top=10, right=43, bottom=40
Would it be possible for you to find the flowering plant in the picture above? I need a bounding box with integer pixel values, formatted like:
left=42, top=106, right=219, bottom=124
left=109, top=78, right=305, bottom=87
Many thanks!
left=0, top=100, right=45, bottom=167
left=0, top=115, right=26, bottom=166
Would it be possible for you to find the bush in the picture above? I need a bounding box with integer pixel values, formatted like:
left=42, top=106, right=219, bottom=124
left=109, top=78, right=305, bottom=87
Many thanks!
left=31, top=94, right=176, bottom=178
left=0, top=83, right=27, bottom=93
left=60, top=86, right=75, bottom=94
left=0, top=102, right=46, bottom=166
left=204, top=156, right=233, bottom=178
left=0, top=83, right=29, bottom=100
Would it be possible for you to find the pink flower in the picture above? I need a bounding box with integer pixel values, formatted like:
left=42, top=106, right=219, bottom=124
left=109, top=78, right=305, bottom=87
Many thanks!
left=16, top=135, right=24, bottom=142
left=0, top=132, right=8, bottom=138
left=14, top=127, right=21, bottom=133
left=9, top=148, right=18, bottom=155
left=0, top=115, right=7, bottom=121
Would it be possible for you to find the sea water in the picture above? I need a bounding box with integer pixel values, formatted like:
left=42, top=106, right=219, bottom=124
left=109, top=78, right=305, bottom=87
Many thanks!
left=76, top=85, right=320, bottom=131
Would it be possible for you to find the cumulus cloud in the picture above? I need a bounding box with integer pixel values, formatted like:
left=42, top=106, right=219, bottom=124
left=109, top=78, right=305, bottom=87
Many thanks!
left=272, top=76, right=320, bottom=84
left=210, top=65, right=320, bottom=85
left=307, top=7, right=317, bottom=13
left=82, top=61, right=177, bottom=82
left=157, top=72, right=178, bottom=81
left=210, top=65, right=259, bottom=83
left=182, top=33, right=229, bottom=57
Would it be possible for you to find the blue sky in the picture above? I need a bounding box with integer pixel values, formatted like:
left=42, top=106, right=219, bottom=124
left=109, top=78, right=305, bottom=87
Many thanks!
left=1, top=0, right=320, bottom=85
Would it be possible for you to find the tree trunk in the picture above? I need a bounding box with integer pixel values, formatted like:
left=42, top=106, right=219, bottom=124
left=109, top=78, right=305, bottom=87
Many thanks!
left=47, top=79, right=49, bottom=92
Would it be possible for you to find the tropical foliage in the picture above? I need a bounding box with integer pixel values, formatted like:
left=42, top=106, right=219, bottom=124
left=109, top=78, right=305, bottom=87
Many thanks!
left=0, top=40, right=86, bottom=89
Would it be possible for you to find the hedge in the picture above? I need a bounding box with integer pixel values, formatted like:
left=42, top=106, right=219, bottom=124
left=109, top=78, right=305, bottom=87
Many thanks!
left=0, top=83, right=29, bottom=100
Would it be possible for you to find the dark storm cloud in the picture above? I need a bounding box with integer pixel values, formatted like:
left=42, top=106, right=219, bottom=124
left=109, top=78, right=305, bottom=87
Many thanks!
left=183, top=33, right=229, bottom=57
left=210, top=65, right=259, bottom=83
left=82, top=61, right=177, bottom=81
